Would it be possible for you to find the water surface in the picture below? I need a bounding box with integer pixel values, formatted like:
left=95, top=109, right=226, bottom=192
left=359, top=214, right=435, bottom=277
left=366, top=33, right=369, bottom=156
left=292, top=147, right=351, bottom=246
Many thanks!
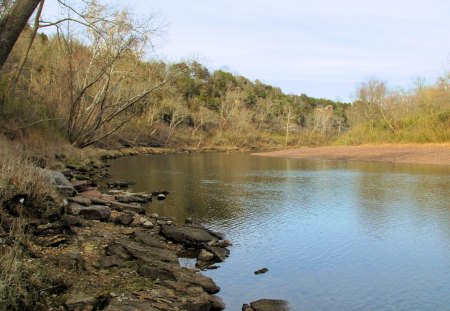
left=108, top=153, right=450, bottom=310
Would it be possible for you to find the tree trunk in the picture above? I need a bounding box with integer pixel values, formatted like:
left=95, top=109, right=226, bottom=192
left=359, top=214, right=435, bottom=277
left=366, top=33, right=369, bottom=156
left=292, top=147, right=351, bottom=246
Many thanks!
left=0, top=0, right=41, bottom=73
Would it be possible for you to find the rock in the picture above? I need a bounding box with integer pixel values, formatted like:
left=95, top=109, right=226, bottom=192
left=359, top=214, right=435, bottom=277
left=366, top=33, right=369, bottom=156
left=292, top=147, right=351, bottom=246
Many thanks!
left=109, top=201, right=145, bottom=214
left=204, top=246, right=230, bottom=262
left=90, top=197, right=112, bottom=206
left=107, top=239, right=179, bottom=264
left=66, top=203, right=111, bottom=221
left=137, top=261, right=177, bottom=281
left=243, top=304, right=255, bottom=311
left=133, top=231, right=165, bottom=249
left=254, top=268, right=269, bottom=275
left=61, top=214, right=83, bottom=226
left=68, top=196, right=92, bottom=206
left=160, top=225, right=217, bottom=247
left=175, top=267, right=220, bottom=294
left=152, top=191, right=169, bottom=196
left=111, top=212, right=134, bottom=225
left=198, top=249, right=215, bottom=262
left=71, top=180, right=93, bottom=193
left=157, top=194, right=166, bottom=200
left=249, top=299, right=290, bottom=311
left=39, top=168, right=76, bottom=197
left=99, top=255, right=124, bottom=268
left=79, top=188, right=103, bottom=198
left=142, top=221, right=154, bottom=229
left=115, top=195, right=147, bottom=204
left=108, top=180, right=135, bottom=188
left=64, top=293, right=110, bottom=311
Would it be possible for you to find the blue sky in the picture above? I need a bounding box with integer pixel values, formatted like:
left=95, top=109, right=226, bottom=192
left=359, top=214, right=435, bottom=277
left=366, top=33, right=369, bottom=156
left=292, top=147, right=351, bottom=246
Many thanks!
left=42, top=0, right=450, bottom=101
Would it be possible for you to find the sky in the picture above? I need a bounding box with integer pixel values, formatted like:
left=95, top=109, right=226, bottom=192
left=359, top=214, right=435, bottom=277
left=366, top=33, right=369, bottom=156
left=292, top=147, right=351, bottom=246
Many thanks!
left=42, top=0, right=450, bottom=102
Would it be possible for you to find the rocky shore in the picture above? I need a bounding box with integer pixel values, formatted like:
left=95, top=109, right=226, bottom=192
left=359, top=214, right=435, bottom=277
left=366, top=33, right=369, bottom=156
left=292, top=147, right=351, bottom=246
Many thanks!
left=1, top=150, right=290, bottom=310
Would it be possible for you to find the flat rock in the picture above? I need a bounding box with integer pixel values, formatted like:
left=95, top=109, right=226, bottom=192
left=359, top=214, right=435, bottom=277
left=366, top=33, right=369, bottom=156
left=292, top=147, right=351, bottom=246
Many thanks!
left=79, top=188, right=103, bottom=198
left=66, top=203, right=111, bottom=221
left=107, top=239, right=178, bottom=264
left=115, top=194, right=147, bottom=204
left=68, top=196, right=92, bottom=206
left=137, top=261, right=177, bottom=281
left=71, top=180, right=93, bottom=193
left=109, top=201, right=145, bottom=214
left=133, top=231, right=165, bottom=248
left=250, top=299, right=290, bottom=311
left=175, top=267, right=220, bottom=294
left=160, top=225, right=217, bottom=247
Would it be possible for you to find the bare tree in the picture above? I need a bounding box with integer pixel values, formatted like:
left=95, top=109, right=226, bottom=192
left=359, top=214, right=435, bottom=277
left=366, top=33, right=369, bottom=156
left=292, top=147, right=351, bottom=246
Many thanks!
left=0, top=0, right=41, bottom=73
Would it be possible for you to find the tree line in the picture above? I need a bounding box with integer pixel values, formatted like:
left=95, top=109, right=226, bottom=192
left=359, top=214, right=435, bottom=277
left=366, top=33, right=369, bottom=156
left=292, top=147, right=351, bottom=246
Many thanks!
left=0, top=0, right=448, bottom=149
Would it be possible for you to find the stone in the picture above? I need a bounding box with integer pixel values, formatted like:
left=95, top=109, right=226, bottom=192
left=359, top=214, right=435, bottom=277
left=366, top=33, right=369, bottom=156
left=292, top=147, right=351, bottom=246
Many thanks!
left=68, top=196, right=92, bottom=206
left=109, top=201, right=145, bottom=214
left=100, top=255, right=124, bottom=268
left=160, top=225, right=217, bottom=247
left=79, top=188, right=103, bottom=198
left=61, top=214, right=82, bottom=226
left=250, top=299, right=290, bottom=311
left=133, top=231, right=165, bottom=249
left=254, top=268, right=269, bottom=275
left=66, top=203, right=111, bottom=221
left=137, top=261, right=177, bottom=281
left=197, top=249, right=215, bottom=262
left=71, top=180, right=93, bottom=193
left=205, top=245, right=230, bottom=262
left=64, top=293, right=110, bottom=311
left=175, top=267, right=220, bottom=294
left=115, top=195, right=146, bottom=204
left=142, top=221, right=154, bottom=229
left=108, top=181, right=135, bottom=188
left=39, top=168, right=76, bottom=197
left=107, top=239, right=179, bottom=263
left=242, top=304, right=255, bottom=311
left=112, top=212, right=134, bottom=225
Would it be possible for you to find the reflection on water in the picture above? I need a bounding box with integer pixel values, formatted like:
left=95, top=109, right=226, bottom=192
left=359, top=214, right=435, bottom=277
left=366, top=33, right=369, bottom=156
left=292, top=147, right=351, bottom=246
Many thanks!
left=108, top=153, right=450, bottom=310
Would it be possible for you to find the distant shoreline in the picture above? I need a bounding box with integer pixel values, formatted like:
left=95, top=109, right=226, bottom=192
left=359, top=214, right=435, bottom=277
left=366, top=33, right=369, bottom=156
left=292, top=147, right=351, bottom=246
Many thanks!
left=253, top=144, right=450, bottom=166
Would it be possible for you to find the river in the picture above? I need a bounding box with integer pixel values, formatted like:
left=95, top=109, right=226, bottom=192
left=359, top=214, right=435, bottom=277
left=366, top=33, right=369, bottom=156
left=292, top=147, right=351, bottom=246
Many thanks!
left=108, top=152, right=450, bottom=310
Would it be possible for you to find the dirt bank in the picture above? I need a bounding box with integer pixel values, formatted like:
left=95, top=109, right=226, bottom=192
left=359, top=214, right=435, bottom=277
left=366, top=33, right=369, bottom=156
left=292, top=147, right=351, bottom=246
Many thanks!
left=253, top=144, right=450, bottom=166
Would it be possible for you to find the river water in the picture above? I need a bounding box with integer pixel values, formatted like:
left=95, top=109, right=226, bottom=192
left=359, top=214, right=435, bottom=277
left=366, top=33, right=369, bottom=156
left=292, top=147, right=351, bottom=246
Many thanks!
left=108, top=153, right=450, bottom=310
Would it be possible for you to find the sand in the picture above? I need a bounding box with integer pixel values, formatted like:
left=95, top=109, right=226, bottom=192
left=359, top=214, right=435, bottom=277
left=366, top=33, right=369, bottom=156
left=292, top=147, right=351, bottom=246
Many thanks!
left=253, top=144, right=450, bottom=166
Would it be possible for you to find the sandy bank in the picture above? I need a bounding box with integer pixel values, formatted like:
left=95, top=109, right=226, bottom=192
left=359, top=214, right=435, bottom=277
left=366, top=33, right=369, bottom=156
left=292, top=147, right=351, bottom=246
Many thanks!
left=253, top=144, right=450, bottom=166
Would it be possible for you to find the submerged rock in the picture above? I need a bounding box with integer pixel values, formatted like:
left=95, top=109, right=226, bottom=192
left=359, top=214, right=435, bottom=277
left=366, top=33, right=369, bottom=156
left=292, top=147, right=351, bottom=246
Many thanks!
left=254, top=268, right=269, bottom=275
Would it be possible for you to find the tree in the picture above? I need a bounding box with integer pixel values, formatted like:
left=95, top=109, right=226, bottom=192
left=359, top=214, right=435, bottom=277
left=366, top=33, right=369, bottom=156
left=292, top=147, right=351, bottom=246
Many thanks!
left=0, top=0, right=41, bottom=73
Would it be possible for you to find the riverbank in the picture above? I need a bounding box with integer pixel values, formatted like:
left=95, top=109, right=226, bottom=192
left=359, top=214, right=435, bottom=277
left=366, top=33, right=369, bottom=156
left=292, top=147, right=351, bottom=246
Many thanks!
left=253, top=144, right=450, bottom=166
